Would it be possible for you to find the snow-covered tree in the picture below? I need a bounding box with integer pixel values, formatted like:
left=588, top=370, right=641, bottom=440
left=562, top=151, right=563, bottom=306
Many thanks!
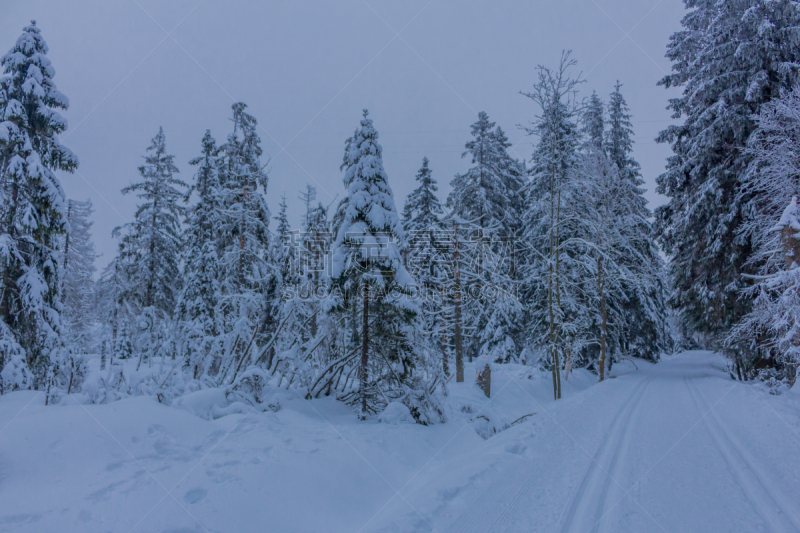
left=116, top=127, right=186, bottom=314
left=656, top=0, right=800, bottom=338
left=728, top=87, right=800, bottom=382
left=0, top=21, right=78, bottom=390
left=328, top=110, right=435, bottom=420
left=213, top=102, right=273, bottom=385
left=176, top=130, right=222, bottom=380
left=739, top=86, right=800, bottom=274
left=605, top=84, right=670, bottom=362
left=402, top=157, right=451, bottom=371
left=403, top=158, right=442, bottom=235
left=572, top=148, right=669, bottom=380
left=447, top=112, right=518, bottom=240
left=728, top=197, right=800, bottom=388
left=114, top=127, right=186, bottom=367
left=96, top=252, right=132, bottom=368
left=605, top=82, right=640, bottom=185
left=447, top=113, right=523, bottom=365
left=520, top=51, right=583, bottom=399
left=271, top=194, right=296, bottom=295
left=61, top=198, right=98, bottom=352
left=583, top=91, right=605, bottom=149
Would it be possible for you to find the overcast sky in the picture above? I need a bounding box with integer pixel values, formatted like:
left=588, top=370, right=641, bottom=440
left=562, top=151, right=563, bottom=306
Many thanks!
left=3, top=0, right=685, bottom=269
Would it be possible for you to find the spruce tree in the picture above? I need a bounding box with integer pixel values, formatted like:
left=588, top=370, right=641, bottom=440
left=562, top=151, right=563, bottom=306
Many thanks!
left=176, top=131, right=222, bottom=379
left=271, top=193, right=295, bottom=296
left=329, top=110, right=421, bottom=419
left=0, top=21, right=77, bottom=389
left=402, top=157, right=450, bottom=372
left=728, top=87, right=800, bottom=379
left=656, top=0, right=800, bottom=338
left=605, top=83, right=670, bottom=361
left=583, top=91, right=605, bottom=149
left=447, top=112, right=516, bottom=238
left=114, top=127, right=186, bottom=367
left=447, top=112, right=522, bottom=364
left=116, top=127, right=186, bottom=314
left=214, top=103, right=272, bottom=384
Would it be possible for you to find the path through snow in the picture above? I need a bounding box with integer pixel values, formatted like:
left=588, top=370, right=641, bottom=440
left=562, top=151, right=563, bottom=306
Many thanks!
left=370, top=352, right=800, bottom=532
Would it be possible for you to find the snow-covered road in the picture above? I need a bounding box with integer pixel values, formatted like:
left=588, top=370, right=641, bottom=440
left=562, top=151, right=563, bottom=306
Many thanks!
left=1, top=352, right=799, bottom=533
left=372, top=352, right=800, bottom=532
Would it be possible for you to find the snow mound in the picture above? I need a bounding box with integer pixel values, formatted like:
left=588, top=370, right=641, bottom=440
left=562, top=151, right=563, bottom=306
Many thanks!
left=379, top=401, right=415, bottom=424
left=172, top=388, right=232, bottom=420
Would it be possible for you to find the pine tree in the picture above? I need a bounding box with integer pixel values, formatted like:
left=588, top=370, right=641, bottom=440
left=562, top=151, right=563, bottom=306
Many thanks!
left=113, top=127, right=186, bottom=367
left=656, top=0, right=800, bottom=338
left=61, top=198, right=98, bottom=352
left=271, top=193, right=296, bottom=295
left=176, top=131, right=222, bottom=379
left=447, top=112, right=515, bottom=238
left=403, top=158, right=442, bottom=232
left=447, top=113, right=522, bottom=365
left=402, top=157, right=450, bottom=372
left=605, top=82, right=639, bottom=184
left=728, top=87, right=800, bottom=380
left=0, top=21, right=78, bottom=390
left=214, top=102, right=272, bottom=385
left=329, top=110, right=423, bottom=419
left=299, top=183, right=317, bottom=228
left=116, top=127, right=186, bottom=314
left=605, top=83, right=670, bottom=362
left=728, top=197, right=800, bottom=387
left=583, top=91, right=605, bottom=149
left=96, top=252, right=131, bottom=367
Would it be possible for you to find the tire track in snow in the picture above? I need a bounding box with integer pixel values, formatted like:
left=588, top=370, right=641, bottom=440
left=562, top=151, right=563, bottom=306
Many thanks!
left=589, top=377, right=651, bottom=533
left=685, top=377, right=800, bottom=532
left=558, top=376, right=653, bottom=533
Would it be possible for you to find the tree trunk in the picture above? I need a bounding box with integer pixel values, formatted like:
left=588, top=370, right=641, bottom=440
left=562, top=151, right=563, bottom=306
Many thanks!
left=441, top=288, right=449, bottom=378
left=63, top=202, right=72, bottom=275
left=548, top=151, right=562, bottom=400
left=477, top=364, right=491, bottom=398
left=598, top=255, right=607, bottom=382
left=146, top=198, right=158, bottom=308
left=360, top=283, right=370, bottom=419
left=454, top=221, right=464, bottom=383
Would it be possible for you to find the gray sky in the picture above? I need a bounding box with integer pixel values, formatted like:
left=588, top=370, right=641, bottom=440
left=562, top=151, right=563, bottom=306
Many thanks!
left=3, top=0, right=685, bottom=269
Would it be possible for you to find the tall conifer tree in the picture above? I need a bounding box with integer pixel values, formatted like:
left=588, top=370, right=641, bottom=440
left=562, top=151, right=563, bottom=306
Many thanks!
left=0, top=22, right=77, bottom=388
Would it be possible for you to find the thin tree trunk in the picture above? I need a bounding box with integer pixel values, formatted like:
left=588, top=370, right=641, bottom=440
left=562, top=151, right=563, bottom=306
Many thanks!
left=554, top=160, right=562, bottom=401
left=441, top=287, right=449, bottom=377
left=453, top=221, right=464, bottom=383
left=360, top=283, right=370, bottom=419
left=598, top=255, right=607, bottom=382
left=548, top=148, right=561, bottom=400
left=63, top=202, right=72, bottom=276
left=146, top=197, right=158, bottom=308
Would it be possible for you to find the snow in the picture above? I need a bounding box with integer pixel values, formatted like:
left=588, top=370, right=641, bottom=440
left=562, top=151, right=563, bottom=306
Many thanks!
left=378, top=402, right=415, bottom=424
left=773, top=196, right=800, bottom=233
left=2, top=352, right=799, bottom=532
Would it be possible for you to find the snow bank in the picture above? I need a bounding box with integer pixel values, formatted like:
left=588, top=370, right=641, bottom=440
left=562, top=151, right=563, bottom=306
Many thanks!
left=0, top=357, right=654, bottom=533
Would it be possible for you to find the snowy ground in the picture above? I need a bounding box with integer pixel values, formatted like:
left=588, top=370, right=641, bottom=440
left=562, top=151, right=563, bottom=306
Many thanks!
left=1, top=352, right=799, bottom=533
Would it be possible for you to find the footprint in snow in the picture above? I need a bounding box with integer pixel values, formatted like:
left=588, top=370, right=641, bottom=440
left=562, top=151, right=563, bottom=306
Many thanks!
left=505, top=443, right=527, bottom=455
left=183, top=488, right=207, bottom=504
